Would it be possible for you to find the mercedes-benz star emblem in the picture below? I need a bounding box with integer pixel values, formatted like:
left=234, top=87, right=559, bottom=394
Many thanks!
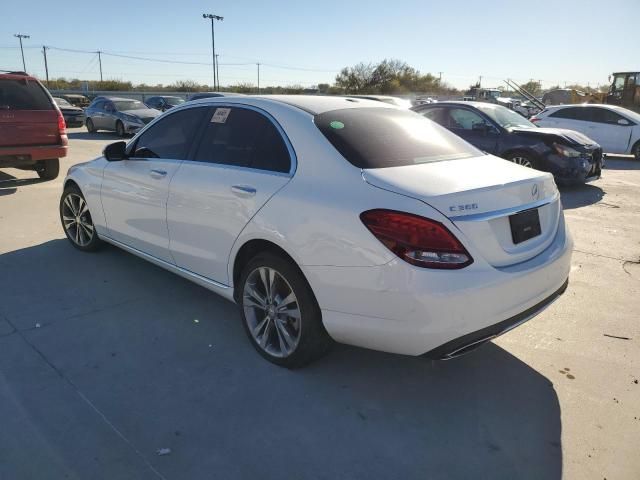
left=531, top=184, right=539, bottom=200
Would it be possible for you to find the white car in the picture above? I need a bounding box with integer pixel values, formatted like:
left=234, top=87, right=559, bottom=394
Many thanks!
left=532, top=104, right=640, bottom=160
left=60, top=96, right=572, bottom=368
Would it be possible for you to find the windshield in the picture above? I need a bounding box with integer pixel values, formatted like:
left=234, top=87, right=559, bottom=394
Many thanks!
left=315, top=108, right=482, bottom=169
left=475, top=104, right=536, bottom=129
left=113, top=100, right=147, bottom=111
left=165, top=97, right=185, bottom=106
left=55, top=98, right=72, bottom=107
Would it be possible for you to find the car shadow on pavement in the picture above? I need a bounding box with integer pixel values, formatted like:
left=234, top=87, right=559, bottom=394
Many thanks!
left=559, top=183, right=604, bottom=210
left=0, top=239, right=562, bottom=480
left=67, top=131, right=122, bottom=141
left=0, top=171, right=48, bottom=196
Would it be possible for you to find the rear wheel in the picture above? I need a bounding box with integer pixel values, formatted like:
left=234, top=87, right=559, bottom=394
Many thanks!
left=86, top=118, right=96, bottom=133
left=36, top=159, right=60, bottom=180
left=60, top=184, right=102, bottom=252
left=115, top=120, right=125, bottom=137
left=238, top=252, right=332, bottom=368
left=507, top=152, right=536, bottom=169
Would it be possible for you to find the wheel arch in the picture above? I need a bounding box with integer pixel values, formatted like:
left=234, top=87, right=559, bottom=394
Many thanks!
left=230, top=238, right=301, bottom=303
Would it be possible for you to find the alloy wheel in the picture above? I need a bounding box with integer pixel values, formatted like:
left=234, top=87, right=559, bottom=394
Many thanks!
left=243, top=266, right=302, bottom=358
left=62, top=193, right=95, bottom=247
left=511, top=156, right=533, bottom=168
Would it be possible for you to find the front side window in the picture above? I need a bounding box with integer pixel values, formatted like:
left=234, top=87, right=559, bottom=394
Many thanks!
left=194, top=107, right=291, bottom=173
left=131, top=107, right=207, bottom=159
left=315, top=107, right=481, bottom=169
left=447, top=108, right=487, bottom=130
left=588, top=107, right=627, bottom=125
left=165, top=97, right=185, bottom=106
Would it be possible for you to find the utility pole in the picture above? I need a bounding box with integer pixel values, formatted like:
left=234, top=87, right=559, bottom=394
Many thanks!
left=257, top=63, right=260, bottom=93
left=438, top=71, right=443, bottom=83
left=97, top=50, right=103, bottom=82
left=215, top=54, right=220, bottom=90
left=42, top=46, right=50, bottom=86
left=14, top=33, right=30, bottom=71
left=478, top=75, right=482, bottom=87
left=203, top=13, right=224, bottom=91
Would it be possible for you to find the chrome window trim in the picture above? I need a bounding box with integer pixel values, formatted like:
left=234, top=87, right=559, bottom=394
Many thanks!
left=449, top=192, right=560, bottom=222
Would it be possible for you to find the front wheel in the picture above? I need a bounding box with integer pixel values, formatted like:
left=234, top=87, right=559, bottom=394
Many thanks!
left=36, top=159, right=60, bottom=180
left=86, top=118, right=96, bottom=133
left=238, top=252, right=332, bottom=368
left=60, top=185, right=103, bottom=252
left=507, top=152, right=536, bottom=169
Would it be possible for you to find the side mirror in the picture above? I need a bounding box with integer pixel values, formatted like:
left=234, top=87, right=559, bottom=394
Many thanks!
left=104, top=141, right=127, bottom=161
left=618, top=119, right=630, bottom=126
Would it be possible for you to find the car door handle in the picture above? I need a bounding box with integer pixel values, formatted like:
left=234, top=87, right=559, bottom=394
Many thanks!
left=150, top=169, right=167, bottom=178
left=231, top=185, right=256, bottom=197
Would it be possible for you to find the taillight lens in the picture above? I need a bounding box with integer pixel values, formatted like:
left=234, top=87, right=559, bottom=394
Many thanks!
left=530, top=117, right=540, bottom=123
left=360, top=209, right=473, bottom=269
left=57, top=109, right=66, bottom=133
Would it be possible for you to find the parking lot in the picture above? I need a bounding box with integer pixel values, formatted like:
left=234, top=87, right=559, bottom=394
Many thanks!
left=0, top=128, right=639, bottom=479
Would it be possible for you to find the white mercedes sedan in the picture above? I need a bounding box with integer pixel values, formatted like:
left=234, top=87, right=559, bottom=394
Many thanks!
left=60, top=95, right=572, bottom=368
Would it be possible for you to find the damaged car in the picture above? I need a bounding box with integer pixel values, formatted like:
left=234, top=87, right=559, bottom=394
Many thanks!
left=413, top=101, right=603, bottom=185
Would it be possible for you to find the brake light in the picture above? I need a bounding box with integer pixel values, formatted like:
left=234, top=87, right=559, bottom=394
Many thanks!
left=56, top=108, right=68, bottom=146
left=57, top=109, right=66, bottom=133
left=360, top=209, right=473, bottom=269
left=530, top=117, right=540, bottom=123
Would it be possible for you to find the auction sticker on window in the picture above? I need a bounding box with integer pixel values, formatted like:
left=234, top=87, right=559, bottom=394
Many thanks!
left=211, top=108, right=231, bottom=123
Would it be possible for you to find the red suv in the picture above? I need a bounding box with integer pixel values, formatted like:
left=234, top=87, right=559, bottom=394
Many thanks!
left=0, top=72, right=67, bottom=180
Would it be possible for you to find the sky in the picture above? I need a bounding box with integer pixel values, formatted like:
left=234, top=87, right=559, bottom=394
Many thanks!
left=1, top=0, right=638, bottom=91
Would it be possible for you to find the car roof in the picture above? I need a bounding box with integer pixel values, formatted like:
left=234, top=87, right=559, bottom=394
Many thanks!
left=99, top=96, right=141, bottom=102
left=255, top=95, right=399, bottom=114
left=0, top=72, right=39, bottom=81
left=413, top=100, right=488, bottom=108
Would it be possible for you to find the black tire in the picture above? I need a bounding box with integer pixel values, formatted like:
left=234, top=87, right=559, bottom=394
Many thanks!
left=115, top=120, right=125, bottom=137
left=238, top=251, right=332, bottom=368
left=506, top=151, right=537, bottom=169
left=86, top=118, right=96, bottom=133
left=60, top=184, right=103, bottom=252
left=36, top=159, right=60, bottom=180
left=632, top=141, right=640, bottom=161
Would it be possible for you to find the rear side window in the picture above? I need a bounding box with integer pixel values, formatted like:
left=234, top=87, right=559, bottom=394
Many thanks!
left=0, top=78, right=52, bottom=110
left=550, top=107, right=588, bottom=121
left=194, top=107, right=291, bottom=173
left=131, top=107, right=207, bottom=159
left=315, top=108, right=481, bottom=169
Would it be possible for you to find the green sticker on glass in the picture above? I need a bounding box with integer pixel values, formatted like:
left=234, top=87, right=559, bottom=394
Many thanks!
left=329, top=121, right=345, bottom=129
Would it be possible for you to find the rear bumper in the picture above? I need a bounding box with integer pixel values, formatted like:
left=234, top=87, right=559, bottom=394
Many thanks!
left=303, top=213, right=573, bottom=356
left=0, top=144, right=67, bottom=165
left=423, top=279, right=568, bottom=359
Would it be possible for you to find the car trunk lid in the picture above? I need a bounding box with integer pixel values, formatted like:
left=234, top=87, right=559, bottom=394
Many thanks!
left=362, top=155, right=561, bottom=267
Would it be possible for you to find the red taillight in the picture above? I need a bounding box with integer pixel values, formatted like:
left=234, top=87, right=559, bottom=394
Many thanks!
left=360, top=209, right=473, bottom=269
left=56, top=108, right=68, bottom=146
left=530, top=117, right=540, bottom=123
left=56, top=109, right=66, bottom=133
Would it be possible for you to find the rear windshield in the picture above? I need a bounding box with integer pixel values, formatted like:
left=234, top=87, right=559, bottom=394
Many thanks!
left=0, top=78, right=52, bottom=110
left=315, top=108, right=481, bottom=169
